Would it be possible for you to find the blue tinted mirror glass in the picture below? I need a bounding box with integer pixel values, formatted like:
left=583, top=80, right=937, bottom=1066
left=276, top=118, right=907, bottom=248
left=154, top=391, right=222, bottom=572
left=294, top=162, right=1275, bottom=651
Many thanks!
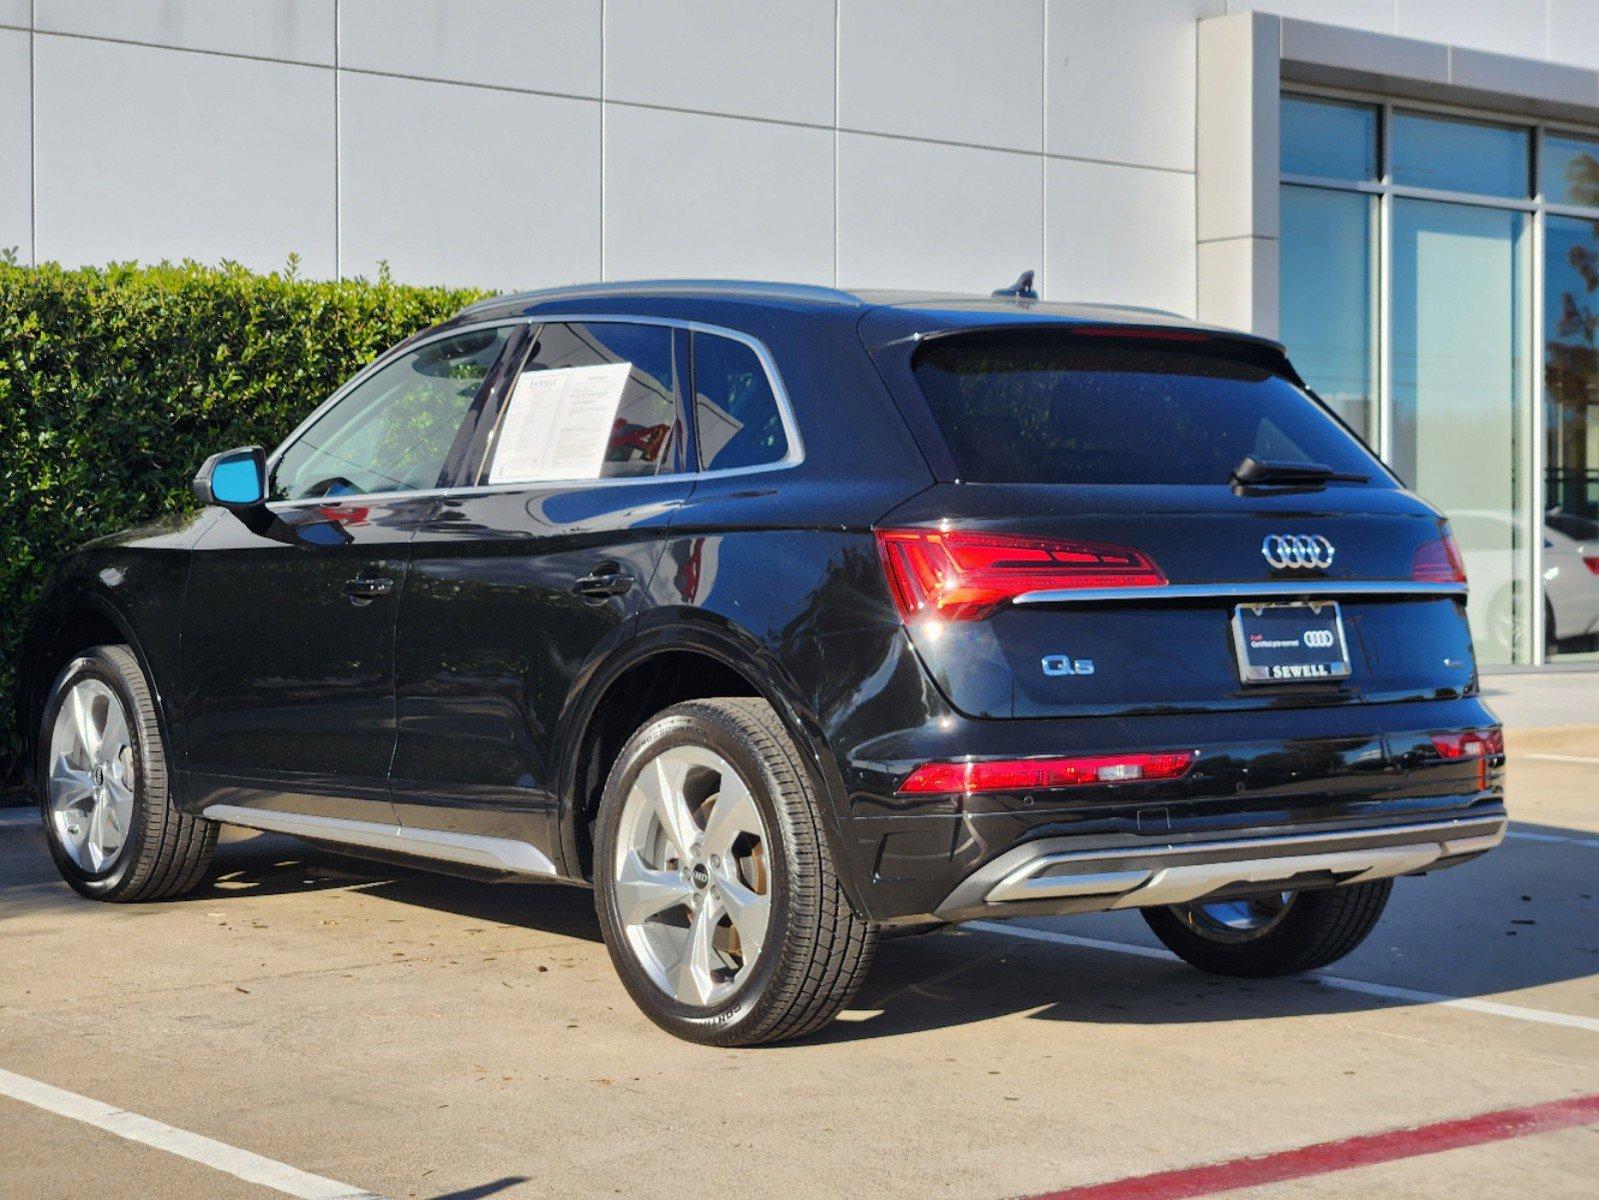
left=1392, top=110, right=1530, bottom=198
left=211, top=454, right=264, bottom=505
left=1281, top=95, right=1379, bottom=182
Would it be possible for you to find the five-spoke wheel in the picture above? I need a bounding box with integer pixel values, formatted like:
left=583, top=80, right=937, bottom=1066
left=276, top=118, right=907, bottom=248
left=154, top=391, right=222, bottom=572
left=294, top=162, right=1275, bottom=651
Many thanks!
left=47, top=678, right=137, bottom=874
left=595, top=698, right=876, bottom=1045
left=38, top=646, right=217, bottom=901
left=612, top=744, right=772, bottom=1007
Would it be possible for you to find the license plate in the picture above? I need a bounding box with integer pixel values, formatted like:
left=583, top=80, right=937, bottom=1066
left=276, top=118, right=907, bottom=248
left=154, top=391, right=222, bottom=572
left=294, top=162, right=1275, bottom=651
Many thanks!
left=1231, top=601, right=1351, bottom=684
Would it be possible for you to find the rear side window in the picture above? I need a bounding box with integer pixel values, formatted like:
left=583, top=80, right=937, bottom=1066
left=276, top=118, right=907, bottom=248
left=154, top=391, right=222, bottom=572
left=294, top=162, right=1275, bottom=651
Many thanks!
left=485, top=322, right=681, bottom=484
left=911, top=335, right=1384, bottom=487
left=693, top=333, right=789, bottom=471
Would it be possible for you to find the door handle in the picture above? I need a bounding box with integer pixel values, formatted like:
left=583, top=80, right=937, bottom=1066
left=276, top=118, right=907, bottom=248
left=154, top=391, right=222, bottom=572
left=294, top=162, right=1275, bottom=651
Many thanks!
left=572, top=565, right=635, bottom=601
left=343, top=574, right=396, bottom=605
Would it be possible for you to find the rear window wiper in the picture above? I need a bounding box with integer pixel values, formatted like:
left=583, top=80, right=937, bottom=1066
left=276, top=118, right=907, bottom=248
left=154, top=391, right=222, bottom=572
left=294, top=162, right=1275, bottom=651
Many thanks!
left=1231, top=456, right=1369, bottom=490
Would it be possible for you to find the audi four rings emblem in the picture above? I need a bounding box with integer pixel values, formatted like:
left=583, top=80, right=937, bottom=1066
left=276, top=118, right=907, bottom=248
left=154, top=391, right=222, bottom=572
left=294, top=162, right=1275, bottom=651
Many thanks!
left=1262, top=533, right=1335, bottom=570
left=1304, top=629, right=1336, bottom=648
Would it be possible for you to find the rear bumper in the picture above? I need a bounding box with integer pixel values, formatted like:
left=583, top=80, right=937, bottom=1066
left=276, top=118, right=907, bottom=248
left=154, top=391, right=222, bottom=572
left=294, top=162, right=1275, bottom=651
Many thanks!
left=932, top=806, right=1506, bottom=921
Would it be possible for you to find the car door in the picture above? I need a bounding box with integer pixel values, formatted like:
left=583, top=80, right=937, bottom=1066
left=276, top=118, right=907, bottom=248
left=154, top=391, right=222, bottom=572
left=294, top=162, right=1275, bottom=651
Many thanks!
left=180, top=323, right=519, bottom=821
left=389, top=320, right=695, bottom=861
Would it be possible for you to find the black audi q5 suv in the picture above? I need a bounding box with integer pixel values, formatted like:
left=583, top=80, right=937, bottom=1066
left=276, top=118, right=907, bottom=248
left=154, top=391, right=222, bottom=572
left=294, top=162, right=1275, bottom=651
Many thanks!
left=18, top=280, right=1506, bottom=1045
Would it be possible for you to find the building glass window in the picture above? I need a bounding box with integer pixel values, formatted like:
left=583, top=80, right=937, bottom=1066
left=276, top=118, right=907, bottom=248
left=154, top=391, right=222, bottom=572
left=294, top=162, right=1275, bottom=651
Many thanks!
left=1279, top=185, right=1378, bottom=441
left=1544, top=214, right=1599, bottom=655
left=1540, top=132, right=1599, bottom=207
left=1281, top=95, right=1379, bottom=181
left=1390, top=200, right=1530, bottom=664
left=1391, top=110, right=1531, bottom=199
left=1279, top=92, right=1599, bottom=664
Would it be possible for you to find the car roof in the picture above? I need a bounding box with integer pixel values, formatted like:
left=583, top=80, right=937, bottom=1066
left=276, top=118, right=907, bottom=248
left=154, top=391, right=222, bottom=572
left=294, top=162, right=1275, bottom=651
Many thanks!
left=451, top=279, right=1286, bottom=353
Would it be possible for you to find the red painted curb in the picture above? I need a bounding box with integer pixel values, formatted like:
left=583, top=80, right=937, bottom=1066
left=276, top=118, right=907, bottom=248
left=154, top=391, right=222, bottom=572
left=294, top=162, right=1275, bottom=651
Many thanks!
left=1026, top=1092, right=1599, bottom=1200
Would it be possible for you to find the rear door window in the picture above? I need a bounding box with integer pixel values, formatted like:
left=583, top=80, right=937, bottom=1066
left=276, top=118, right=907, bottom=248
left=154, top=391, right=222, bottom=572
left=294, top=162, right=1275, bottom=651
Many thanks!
left=911, top=333, right=1384, bottom=487
left=484, top=321, right=682, bottom=484
left=693, top=332, right=790, bottom=472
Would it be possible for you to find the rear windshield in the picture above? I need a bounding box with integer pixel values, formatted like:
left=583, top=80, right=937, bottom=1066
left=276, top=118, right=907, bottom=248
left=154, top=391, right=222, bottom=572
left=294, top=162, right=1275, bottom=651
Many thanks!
left=911, top=335, right=1384, bottom=487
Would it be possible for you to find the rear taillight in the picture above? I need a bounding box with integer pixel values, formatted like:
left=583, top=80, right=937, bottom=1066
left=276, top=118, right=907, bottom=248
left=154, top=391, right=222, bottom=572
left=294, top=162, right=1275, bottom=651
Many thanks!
left=897, top=751, right=1196, bottom=795
left=1430, top=728, right=1504, bottom=759
left=875, top=528, right=1166, bottom=622
left=1583, top=555, right=1599, bottom=577
left=1412, top=533, right=1467, bottom=584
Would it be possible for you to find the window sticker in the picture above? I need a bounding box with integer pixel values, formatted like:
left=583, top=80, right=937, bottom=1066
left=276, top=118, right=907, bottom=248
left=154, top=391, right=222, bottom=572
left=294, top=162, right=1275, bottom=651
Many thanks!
left=487, top=362, right=632, bottom=483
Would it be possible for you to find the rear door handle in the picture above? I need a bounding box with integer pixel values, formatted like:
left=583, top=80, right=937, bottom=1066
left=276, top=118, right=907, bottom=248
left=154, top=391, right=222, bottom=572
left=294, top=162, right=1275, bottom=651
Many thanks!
left=343, top=574, right=396, bottom=605
left=572, top=566, right=635, bottom=601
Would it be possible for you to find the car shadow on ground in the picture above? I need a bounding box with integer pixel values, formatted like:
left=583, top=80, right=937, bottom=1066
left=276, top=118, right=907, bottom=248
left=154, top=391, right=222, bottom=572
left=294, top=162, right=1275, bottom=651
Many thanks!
left=3, top=819, right=1593, bottom=1044
left=424, top=1177, right=529, bottom=1200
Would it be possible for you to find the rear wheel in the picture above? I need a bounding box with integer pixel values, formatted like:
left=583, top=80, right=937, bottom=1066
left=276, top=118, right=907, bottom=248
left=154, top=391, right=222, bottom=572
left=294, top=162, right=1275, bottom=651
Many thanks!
left=1141, top=880, right=1392, bottom=977
left=39, top=645, right=217, bottom=901
left=594, top=698, right=876, bottom=1045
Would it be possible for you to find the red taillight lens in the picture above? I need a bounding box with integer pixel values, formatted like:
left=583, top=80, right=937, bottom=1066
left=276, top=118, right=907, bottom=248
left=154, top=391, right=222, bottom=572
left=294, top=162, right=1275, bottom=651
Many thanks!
left=1412, top=533, right=1467, bottom=584
left=897, top=751, right=1196, bottom=795
left=1430, top=728, right=1504, bottom=759
left=875, top=529, right=1166, bottom=622
left=1583, top=555, right=1599, bottom=577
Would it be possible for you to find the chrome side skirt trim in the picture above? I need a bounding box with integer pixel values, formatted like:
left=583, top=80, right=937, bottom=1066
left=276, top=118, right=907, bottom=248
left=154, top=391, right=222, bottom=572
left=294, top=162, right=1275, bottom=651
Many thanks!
left=201, top=804, right=557, bottom=877
left=1012, top=580, right=1467, bottom=606
left=982, top=816, right=1506, bottom=909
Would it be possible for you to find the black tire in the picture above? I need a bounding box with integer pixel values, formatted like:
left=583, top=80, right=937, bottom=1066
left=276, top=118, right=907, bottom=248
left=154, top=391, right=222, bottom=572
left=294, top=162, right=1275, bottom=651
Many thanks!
left=594, top=698, right=876, bottom=1045
left=1141, top=880, right=1393, bottom=977
left=37, top=645, right=217, bottom=902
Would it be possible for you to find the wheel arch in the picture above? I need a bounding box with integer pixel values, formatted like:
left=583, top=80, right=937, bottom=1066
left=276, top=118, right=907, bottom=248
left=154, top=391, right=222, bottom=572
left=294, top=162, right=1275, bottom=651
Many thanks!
left=18, top=590, right=167, bottom=792
left=556, top=617, right=861, bottom=910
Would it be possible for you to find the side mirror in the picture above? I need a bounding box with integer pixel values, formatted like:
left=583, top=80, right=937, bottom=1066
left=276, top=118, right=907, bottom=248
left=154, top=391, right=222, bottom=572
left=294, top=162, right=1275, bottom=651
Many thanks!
left=192, top=446, right=267, bottom=509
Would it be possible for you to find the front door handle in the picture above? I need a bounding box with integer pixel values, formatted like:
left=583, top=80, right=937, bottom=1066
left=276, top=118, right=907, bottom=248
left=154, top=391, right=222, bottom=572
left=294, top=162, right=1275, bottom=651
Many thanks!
left=572, top=566, right=635, bottom=601
left=343, top=574, right=396, bottom=605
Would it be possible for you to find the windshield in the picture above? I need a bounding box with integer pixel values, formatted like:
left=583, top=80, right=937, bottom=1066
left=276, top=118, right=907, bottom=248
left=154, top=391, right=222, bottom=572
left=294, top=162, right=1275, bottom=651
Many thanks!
left=911, top=334, right=1387, bottom=487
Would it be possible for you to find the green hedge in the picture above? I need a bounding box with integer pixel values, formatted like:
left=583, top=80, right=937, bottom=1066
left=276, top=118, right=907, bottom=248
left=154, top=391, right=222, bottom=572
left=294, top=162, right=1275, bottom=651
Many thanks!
left=0, top=257, right=488, bottom=782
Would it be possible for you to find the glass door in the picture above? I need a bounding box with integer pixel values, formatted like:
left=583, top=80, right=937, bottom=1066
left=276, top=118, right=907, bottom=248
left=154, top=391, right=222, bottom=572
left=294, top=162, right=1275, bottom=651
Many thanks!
left=1390, top=198, right=1531, bottom=665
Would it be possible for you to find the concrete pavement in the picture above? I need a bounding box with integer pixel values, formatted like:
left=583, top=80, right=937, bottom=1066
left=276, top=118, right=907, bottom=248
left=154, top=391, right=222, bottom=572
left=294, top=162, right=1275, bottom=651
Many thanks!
left=1, top=726, right=1596, bottom=1199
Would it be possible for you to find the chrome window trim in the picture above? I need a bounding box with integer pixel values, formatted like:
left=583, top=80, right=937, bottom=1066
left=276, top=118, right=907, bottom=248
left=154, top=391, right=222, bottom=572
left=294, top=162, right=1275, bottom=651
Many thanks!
left=497, top=312, right=807, bottom=476
left=264, top=313, right=804, bottom=509
left=1011, top=580, right=1467, bottom=606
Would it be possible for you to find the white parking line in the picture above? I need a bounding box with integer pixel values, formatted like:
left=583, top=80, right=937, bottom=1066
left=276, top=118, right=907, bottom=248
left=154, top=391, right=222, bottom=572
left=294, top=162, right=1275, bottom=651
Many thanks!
left=966, top=920, right=1599, bottom=1035
left=0, top=807, right=38, bottom=829
left=1524, top=753, right=1599, bottom=765
left=0, top=1067, right=387, bottom=1200
left=1507, top=828, right=1599, bottom=849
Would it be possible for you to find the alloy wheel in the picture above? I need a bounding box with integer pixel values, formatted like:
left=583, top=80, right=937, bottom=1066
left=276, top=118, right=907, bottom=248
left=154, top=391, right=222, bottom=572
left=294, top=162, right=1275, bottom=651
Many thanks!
left=612, top=745, right=772, bottom=1007
left=47, top=678, right=136, bottom=874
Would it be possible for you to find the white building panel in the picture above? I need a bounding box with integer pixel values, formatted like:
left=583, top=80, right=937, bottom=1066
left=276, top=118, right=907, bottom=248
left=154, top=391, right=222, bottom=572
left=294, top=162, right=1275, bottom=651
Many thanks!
left=603, top=106, right=834, bottom=284
left=339, top=74, right=600, bottom=290
left=604, top=0, right=834, bottom=126
left=32, top=36, right=335, bottom=274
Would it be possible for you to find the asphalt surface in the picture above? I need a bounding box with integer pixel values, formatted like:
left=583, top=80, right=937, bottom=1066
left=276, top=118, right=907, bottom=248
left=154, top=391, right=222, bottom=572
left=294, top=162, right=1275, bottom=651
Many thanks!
left=1, top=728, right=1596, bottom=1200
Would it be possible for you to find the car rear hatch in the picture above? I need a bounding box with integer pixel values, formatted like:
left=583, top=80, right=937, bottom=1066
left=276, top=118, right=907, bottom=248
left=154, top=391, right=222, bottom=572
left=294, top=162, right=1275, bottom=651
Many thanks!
left=864, top=316, right=1476, bottom=720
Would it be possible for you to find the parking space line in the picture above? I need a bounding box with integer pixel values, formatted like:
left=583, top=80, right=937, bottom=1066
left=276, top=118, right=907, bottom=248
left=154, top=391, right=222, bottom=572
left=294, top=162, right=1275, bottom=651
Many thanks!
left=1507, top=828, right=1599, bottom=848
left=1023, top=1092, right=1599, bottom=1199
left=1523, top=752, right=1599, bottom=765
left=0, top=807, right=38, bottom=829
left=966, top=921, right=1599, bottom=1034
left=0, top=1067, right=387, bottom=1200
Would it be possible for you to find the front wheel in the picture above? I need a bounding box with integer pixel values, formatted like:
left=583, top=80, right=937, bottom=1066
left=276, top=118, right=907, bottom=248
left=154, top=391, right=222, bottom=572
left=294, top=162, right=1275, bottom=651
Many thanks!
left=38, top=645, right=217, bottom=901
left=594, top=698, right=876, bottom=1045
left=1141, top=880, right=1392, bottom=977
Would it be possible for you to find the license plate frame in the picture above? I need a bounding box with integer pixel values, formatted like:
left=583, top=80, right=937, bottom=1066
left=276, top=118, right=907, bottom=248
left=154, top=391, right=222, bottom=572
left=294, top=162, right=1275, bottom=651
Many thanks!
left=1231, top=600, right=1352, bottom=684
